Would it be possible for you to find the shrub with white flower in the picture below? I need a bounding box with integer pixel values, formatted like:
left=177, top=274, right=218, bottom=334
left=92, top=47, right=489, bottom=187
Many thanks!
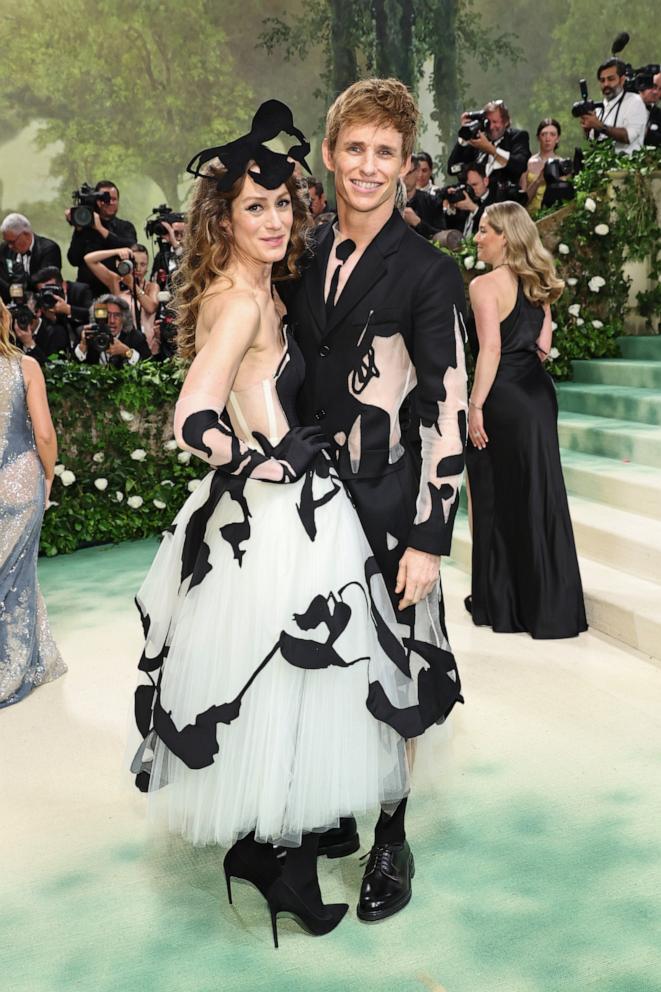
left=588, top=276, right=606, bottom=292
left=463, top=255, right=475, bottom=270
left=584, top=197, right=597, bottom=213
left=177, top=451, right=192, bottom=464
left=576, top=318, right=585, bottom=326
left=568, top=304, right=581, bottom=317
left=115, top=492, right=124, bottom=502
left=60, top=470, right=76, bottom=487
left=161, top=479, right=175, bottom=487
left=92, top=452, right=105, bottom=463
left=163, top=439, right=178, bottom=451
left=130, top=448, right=147, bottom=462
left=566, top=277, right=578, bottom=286
left=592, top=320, right=604, bottom=329
left=558, top=243, right=570, bottom=255
left=119, top=410, right=135, bottom=422
left=548, top=347, right=560, bottom=359
left=594, top=224, right=609, bottom=236
left=475, top=260, right=486, bottom=270
left=187, top=479, right=202, bottom=493
left=127, top=495, right=144, bottom=509
left=53, top=464, right=65, bottom=476
left=153, top=499, right=167, bottom=510
left=551, top=321, right=558, bottom=331
left=94, top=478, right=108, bottom=491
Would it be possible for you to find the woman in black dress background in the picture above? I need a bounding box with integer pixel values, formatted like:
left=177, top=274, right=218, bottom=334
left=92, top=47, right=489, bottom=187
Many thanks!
left=465, top=201, right=587, bottom=639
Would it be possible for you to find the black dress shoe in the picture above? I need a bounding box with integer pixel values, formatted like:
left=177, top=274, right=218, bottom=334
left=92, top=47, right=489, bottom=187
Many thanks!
left=464, top=595, right=472, bottom=615
left=317, top=816, right=360, bottom=859
left=356, top=840, right=414, bottom=922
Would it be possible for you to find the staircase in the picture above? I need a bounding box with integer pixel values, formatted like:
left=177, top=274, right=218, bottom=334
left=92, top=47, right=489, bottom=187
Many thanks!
left=450, top=335, right=661, bottom=661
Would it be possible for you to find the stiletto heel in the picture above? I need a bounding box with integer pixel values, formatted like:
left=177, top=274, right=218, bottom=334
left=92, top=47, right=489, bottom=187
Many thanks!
left=270, top=905, right=279, bottom=949
left=266, top=878, right=348, bottom=948
left=224, top=865, right=233, bottom=905
left=222, top=835, right=282, bottom=906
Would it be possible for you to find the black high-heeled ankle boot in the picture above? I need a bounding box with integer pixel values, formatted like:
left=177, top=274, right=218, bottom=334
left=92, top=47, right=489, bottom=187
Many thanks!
left=266, top=833, right=348, bottom=948
left=223, top=833, right=282, bottom=904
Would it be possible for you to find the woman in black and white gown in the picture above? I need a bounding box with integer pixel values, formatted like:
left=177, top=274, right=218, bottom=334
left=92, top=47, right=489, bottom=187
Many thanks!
left=130, top=103, right=461, bottom=946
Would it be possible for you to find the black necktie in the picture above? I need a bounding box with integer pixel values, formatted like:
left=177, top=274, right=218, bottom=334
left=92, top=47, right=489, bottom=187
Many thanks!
left=325, top=238, right=356, bottom=320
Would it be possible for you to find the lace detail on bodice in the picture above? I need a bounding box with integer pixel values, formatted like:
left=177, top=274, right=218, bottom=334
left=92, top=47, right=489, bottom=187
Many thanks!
left=0, top=357, right=35, bottom=468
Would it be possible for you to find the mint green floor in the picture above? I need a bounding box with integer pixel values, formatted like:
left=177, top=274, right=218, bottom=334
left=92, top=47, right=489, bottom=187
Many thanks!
left=2, top=540, right=661, bottom=992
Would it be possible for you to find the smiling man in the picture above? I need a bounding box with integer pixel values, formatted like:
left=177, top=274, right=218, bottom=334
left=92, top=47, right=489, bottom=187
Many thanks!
left=281, top=77, right=468, bottom=923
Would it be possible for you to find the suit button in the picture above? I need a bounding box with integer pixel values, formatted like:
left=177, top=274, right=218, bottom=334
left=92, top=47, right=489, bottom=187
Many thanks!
left=319, top=343, right=331, bottom=357
left=314, top=409, right=326, bottom=421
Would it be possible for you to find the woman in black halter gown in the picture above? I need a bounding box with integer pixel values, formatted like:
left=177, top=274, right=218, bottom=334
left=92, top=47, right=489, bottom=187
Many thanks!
left=465, top=201, right=587, bottom=639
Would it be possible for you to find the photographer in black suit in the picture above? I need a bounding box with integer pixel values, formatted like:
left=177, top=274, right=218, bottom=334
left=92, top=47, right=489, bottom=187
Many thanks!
left=66, top=181, right=137, bottom=296
left=9, top=298, right=70, bottom=365
left=74, top=294, right=150, bottom=367
left=402, top=154, right=446, bottom=241
left=447, top=100, right=530, bottom=195
left=0, top=213, right=62, bottom=304
left=443, top=162, right=497, bottom=239
left=32, top=266, right=93, bottom=355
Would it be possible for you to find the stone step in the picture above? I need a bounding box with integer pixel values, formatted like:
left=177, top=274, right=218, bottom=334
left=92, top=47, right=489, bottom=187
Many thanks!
left=560, top=449, right=661, bottom=520
left=556, top=383, right=661, bottom=426
left=618, top=335, right=661, bottom=360
left=557, top=412, right=661, bottom=469
left=449, top=513, right=661, bottom=661
left=568, top=494, right=661, bottom=583
left=572, top=359, right=661, bottom=389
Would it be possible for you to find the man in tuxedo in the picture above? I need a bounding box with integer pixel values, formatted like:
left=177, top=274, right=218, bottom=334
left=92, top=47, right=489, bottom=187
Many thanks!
left=443, top=162, right=497, bottom=239
left=74, top=294, right=150, bottom=366
left=66, top=181, right=137, bottom=296
left=447, top=100, right=530, bottom=195
left=402, top=154, right=446, bottom=241
left=0, top=213, right=62, bottom=304
left=33, top=266, right=93, bottom=355
left=281, top=78, right=467, bottom=923
left=9, top=302, right=70, bottom=365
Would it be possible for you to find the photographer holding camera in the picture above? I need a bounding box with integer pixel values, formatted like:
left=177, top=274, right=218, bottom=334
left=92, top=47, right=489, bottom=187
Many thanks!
left=8, top=296, right=69, bottom=365
left=32, top=266, right=93, bottom=356
left=66, top=181, right=137, bottom=296
left=75, top=295, right=150, bottom=367
left=447, top=100, right=531, bottom=195
left=402, top=154, right=446, bottom=240
left=0, top=213, right=62, bottom=304
left=83, top=244, right=159, bottom=352
left=441, top=162, right=497, bottom=238
left=579, top=58, right=648, bottom=154
left=146, top=205, right=187, bottom=282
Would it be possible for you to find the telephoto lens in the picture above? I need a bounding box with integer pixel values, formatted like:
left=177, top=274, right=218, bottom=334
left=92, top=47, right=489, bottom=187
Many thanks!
left=116, top=258, right=134, bottom=276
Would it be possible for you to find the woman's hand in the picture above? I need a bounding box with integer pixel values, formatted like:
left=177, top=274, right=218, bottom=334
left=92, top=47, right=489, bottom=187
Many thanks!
left=468, top=405, right=488, bottom=449
left=117, top=247, right=132, bottom=260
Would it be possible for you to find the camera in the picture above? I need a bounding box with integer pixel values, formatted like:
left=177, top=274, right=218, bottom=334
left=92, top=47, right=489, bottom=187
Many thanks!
left=145, top=204, right=186, bottom=240
left=85, top=301, right=113, bottom=351
left=458, top=112, right=490, bottom=141
left=627, top=64, right=661, bottom=94
left=35, top=283, right=65, bottom=310
left=543, top=158, right=573, bottom=183
left=571, top=79, right=604, bottom=118
left=116, top=257, right=134, bottom=276
left=70, top=183, right=112, bottom=228
left=541, top=149, right=582, bottom=208
left=9, top=303, right=34, bottom=332
left=154, top=273, right=178, bottom=358
left=438, top=184, right=477, bottom=205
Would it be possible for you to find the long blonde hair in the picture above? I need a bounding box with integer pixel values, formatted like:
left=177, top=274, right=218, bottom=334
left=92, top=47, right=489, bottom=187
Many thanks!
left=0, top=301, right=23, bottom=359
left=483, top=201, right=564, bottom=305
left=174, top=168, right=311, bottom=360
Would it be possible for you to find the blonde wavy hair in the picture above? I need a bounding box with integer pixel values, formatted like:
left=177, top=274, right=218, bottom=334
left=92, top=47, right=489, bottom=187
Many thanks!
left=0, top=300, right=23, bottom=359
left=483, top=201, right=565, bottom=305
left=175, top=167, right=311, bottom=360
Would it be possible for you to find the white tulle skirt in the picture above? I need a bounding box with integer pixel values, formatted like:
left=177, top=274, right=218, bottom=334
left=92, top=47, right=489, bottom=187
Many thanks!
left=133, top=467, right=413, bottom=847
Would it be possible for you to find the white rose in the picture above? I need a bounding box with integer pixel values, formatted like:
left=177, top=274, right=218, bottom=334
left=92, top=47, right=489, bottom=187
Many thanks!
left=566, top=278, right=578, bottom=286
left=576, top=318, right=585, bottom=326
left=92, top=452, right=105, bottom=463
left=119, top=410, right=135, bottom=422
left=60, top=470, right=76, bottom=487
left=127, top=495, right=144, bottom=509
left=153, top=499, right=167, bottom=509
left=558, top=243, right=570, bottom=255
left=588, top=276, right=606, bottom=292
left=592, top=320, right=604, bottom=329
left=568, top=304, right=581, bottom=317
left=94, top=478, right=108, bottom=491
left=130, top=449, right=147, bottom=462
left=187, top=479, right=202, bottom=493
left=115, top=491, right=124, bottom=502
left=548, top=347, right=560, bottom=359
left=53, top=464, right=65, bottom=477
left=475, top=260, right=486, bottom=270
left=584, top=197, right=597, bottom=213
left=163, top=439, right=178, bottom=451
left=161, top=479, right=175, bottom=487
left=177, top=451, right=191, bottom=464
left=551, top=321, right=558, bottom=331
left=463, top=256, right=475, bottom=270
left=594, top=224, right=609, bottom=236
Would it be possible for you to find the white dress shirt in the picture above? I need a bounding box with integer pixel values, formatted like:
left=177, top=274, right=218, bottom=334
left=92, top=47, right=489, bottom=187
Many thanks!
left=596, top=90, right=648, bottom=154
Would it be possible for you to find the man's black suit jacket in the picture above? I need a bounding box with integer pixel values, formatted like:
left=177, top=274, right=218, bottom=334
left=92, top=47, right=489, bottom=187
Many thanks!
left=67, top=217, right=138, bottom=296
left=447, top=127, right=531, bottom=189
left=445, top=187, right=498, bottom=238
left=0, top=234, right=62, bottom=303
left=80, top=327, right=151, bottom=366
left=406, top=189, right=447, bottom=240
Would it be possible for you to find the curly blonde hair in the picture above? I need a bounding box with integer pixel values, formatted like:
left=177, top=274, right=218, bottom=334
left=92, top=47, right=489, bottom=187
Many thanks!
left=483, top=201, right=564, bottom=305
left=0, top=300, right=22, bottom=359
left=325, top=78, right=419, bottom=160
left=175, top=168, right=311, bottom=360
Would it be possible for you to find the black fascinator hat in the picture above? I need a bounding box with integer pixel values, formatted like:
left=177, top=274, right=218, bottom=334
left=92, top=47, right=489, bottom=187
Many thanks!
left=186, top=100, right=312, bottom=192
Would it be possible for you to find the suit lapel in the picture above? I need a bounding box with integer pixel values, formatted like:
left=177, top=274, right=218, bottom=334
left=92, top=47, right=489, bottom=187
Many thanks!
left=304, top=223, right=334, bottom=337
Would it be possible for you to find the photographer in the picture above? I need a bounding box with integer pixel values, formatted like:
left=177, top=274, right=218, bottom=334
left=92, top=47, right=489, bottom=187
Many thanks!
left=403, top=155, right=446, bottom=240
left=66, top=182, right=137, bottom=296
left=442, top=162, right=497, bottom=239
left=83, top=244, right=159, bottom=353
left=9, top=297, right=69, bottom=365
left=32, top=265, right=93, bottom=335
left=520, top=119, right=562, bottom=214
left=0, top=213, right=61, bottom=304
left=74, top=295, right=150, bottom=367
left=580, top=58, right=648, bottom=154
left=447, top=100, right=531, bottom=194
left=415, top=151, right=437, bottom=193
left=641, top=71, right=661, bottom=147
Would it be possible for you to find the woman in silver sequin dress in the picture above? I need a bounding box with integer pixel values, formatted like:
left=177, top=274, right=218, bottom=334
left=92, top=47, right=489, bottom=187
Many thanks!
left=0, top=300, right=65, bottom=707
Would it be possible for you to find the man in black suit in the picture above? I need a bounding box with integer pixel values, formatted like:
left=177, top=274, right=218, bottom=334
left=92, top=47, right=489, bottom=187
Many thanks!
left=66, top=181, right=137, bottom=296
left=443, top=161, right=497, bottom=239
left=281, top=78, right=467, bottom=924
left=402, top=154, right=446, bottom=241
left=74, top=294, right=150, bottom=367
left=32, top=266, right=93, bottom=355
left=9, top=303, right=70, bottom=365
left=0, top=213, right=62, bottom=304
left=447, top=100, right=530, bottom=195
